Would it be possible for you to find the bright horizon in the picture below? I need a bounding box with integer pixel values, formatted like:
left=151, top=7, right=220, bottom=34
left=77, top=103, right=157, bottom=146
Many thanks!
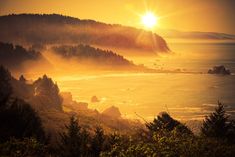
left=0, top=0, right=235, bottom=34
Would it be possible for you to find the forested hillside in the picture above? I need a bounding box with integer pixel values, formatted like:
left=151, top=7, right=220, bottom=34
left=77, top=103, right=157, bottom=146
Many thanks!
left=0, top=14, right=169, bottom=55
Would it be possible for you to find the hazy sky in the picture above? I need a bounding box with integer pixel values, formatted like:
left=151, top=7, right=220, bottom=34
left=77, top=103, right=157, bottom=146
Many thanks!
left=0, top=0, right=234, bottom=34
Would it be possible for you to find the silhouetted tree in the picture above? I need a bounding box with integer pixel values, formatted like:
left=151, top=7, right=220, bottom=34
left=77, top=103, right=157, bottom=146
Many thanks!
left=80, top=128, right=90, bottom=157
left=0, top=42, right=43, bottom=70
left=91, top=126, right=105, bottom=157
left=0, top=65, right=12, bottom=103
left=58, top=116, right=90, bottom=157
left=146, top=112, right=192, bottom=135
left=0, top=97, right=46, bottom=143
left=0, top=66, right=46, bottom=143
left=52, top=44, right=134, bottom=67
left=201, top=101, right=229, bottom=138
left=33, top=75, right=62, bottom=110
left=19, top=74, right=26, bottom=83
left=226, top=120, right=235, bottom=143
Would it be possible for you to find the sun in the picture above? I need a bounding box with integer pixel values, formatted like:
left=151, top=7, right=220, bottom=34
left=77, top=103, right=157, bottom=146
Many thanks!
left=141, top=12, right=158, bottom=29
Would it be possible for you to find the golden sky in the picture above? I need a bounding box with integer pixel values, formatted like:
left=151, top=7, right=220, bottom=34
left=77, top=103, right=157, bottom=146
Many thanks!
left=0, top=0, right=234, bottom=34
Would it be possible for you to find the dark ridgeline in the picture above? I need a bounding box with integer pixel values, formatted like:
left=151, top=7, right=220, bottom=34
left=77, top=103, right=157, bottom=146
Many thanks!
left=0, top=14, right=170, bottom=54
left=0, top=42, right=48, bottom=70
left=0, top=41, right=148, bottom=72
left=52, top=44, right=135, bottom=67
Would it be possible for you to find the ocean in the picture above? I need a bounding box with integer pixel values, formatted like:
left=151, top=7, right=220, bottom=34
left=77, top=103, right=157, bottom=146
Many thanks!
left=57, top=42, right=235, bottom=121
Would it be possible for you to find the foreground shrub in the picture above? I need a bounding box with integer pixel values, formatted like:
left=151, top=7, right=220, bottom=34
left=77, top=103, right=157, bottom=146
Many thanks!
left=0, top=138, right=48, bottom=157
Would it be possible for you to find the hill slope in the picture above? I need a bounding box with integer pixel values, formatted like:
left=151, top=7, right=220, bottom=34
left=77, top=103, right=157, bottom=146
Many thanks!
left=0, top=42, right=148, bottom=72
left=0, top=14, right=169, bottom=54
left=51, top=44, right=137, bottom=69
left=0, top=42, right=49, bottom=71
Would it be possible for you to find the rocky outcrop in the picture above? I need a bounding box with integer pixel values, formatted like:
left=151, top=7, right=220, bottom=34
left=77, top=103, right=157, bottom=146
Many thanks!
left=91, top=95, right=99, bottom=103
left=208, top=65, right=231, bottom=75
left=60, top=92, right=88, bottom=111
left=102, top=106, right=121, bottom=118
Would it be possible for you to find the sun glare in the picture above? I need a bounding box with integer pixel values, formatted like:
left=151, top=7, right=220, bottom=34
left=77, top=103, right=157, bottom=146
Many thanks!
left=141, top=12, right=158, bottom=29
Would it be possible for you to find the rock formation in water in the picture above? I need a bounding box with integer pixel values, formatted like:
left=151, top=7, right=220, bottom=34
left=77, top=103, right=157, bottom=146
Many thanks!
left=208, top=65, right=231, bottom=75
left=91, top=95, right=99, bottom=103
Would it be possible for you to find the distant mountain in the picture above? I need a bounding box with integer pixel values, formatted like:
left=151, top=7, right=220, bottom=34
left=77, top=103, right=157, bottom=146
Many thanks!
left=0, top=42, right=49, bottom=71
left=0, top=14, right=169, bottom=54
left=157, top=29, right=235, bottom=40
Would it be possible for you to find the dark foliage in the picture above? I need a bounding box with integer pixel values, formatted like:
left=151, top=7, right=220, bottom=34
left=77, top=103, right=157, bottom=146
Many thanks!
left=101, top=110, right=235, bottom=157
left=58, top=116, right=90, bottom=157
left=0, top=66, right=46, bottom=143
left=201, top=101, right=235, bottom=143
left=19, top=75, right=27, bottom=83
left=33, top=75, right=63, bottom=110
left=0, top=42, right=43, bottom=70
left=52, top=44, right=134, bottom=67
left=0, top=97, right=46, bottom=143
left=0, top=65, right=12, bottom=102
left=146, top=112, right=192, bottom=135
left=91, top=127, right=105, bottom=157
left=0, top=138, right=48, bottom=157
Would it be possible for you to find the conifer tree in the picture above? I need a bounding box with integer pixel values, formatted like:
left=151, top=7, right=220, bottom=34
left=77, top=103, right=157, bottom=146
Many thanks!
left=58, top=116, right=90, bottom=157
left=0, top=98, right=46, bottom=143
left=201, top=101, right=229, bottom=138
left=0, top=65, right=12, bottom=103
left=0, top=66, right=45, bottom=143
left=91, top=126, right=105, bottom=157
left=146, top=112, right=192, bottom=134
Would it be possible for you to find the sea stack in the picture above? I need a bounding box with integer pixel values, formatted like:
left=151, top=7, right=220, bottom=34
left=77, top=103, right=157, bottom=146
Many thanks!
left=208, top=65, right=231, bottom=75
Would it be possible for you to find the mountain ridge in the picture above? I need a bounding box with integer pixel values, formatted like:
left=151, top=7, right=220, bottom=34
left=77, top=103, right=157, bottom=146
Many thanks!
left=0, top=13, right=170, bottom=54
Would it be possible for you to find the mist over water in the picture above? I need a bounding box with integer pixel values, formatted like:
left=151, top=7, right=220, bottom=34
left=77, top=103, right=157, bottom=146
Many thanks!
left=132, top=42, right=235, bottom=73
left=166, top=42, right=235, bottom=73
left=57, top=42, right=235, bottom=121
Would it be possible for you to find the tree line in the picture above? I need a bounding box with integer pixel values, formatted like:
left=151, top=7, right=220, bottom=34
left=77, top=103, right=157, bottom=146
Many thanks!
left=52, top=44, right=134, bottom=67
left=0, top=14, right=170, bottom=52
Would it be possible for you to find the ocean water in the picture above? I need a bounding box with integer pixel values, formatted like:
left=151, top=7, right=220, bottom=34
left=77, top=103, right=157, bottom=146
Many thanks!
left=133, top=42, right=235, bottom=73
left=57, top=42, right=235, bottom=121
left=165, top=42, right=235, bottom=73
